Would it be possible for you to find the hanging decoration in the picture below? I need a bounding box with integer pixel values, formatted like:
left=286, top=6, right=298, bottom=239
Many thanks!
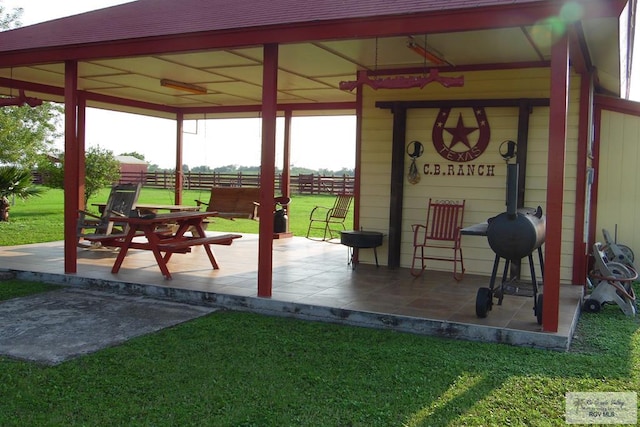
left=340, top=35, right=463, bottom=91
left=0, top=89, right=43, bottom=108
left=406, top=140, right=424, bottom=185
left=339, top=69, right=464, bottom=91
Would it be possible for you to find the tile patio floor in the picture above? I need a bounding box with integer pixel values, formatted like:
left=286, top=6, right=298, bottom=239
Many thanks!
left=0, top=234, right=583, bottom=350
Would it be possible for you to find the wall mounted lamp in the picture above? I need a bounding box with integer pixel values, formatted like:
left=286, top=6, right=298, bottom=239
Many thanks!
left=160, top=79, right=207, bottom=95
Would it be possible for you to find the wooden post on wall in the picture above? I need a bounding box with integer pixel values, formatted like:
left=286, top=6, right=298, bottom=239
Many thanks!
left=353, top=70, right=365, bottom=233
left=516, top=101, right=530, bottom=208
left=388, top=104, right=407, bottom=269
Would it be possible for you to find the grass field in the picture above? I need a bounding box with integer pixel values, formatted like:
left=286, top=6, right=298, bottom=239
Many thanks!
left=0, top=187, right=352, bottom=245
left=0, top=187, right=638, bottom=425
left=0, top=278, right=638, bottom=426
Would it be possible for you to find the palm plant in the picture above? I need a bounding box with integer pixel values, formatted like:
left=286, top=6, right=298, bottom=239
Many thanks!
left=0, top=165, right=44, bottom=221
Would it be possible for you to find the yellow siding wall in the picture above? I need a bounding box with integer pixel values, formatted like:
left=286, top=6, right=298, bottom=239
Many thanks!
left=596, top=110, right=640, bottom=254
left=359, top=68, right=580, bottom=282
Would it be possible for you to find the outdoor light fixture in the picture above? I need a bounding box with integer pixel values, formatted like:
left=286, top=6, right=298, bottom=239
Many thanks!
left=160, top=79, right=207, bottom=95
left=406, top=37, right=448, bottom=66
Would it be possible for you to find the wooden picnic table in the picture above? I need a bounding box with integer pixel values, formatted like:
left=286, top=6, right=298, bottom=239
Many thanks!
left=86, top=211, right=241, bottom=280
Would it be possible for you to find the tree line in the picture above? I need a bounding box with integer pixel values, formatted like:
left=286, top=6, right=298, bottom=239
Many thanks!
left=152, top=163, right=354, bottom=177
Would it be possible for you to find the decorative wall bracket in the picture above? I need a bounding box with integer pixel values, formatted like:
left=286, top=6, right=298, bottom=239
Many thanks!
left=339, top=69, right=464, bottom=91
left=0, top=89, right=43, bottom=108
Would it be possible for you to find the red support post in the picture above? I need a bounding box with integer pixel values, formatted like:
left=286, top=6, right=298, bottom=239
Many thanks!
left=63, top=60, right=79, bottom=274
left=258, top=43, right=278, bottom=297
left=542, top=32, right=570, bottom=332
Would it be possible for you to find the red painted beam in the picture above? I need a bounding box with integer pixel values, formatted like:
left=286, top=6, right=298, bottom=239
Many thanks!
left=257, top=43, right=278, bottom=298
left=595, top=94, right=640, bottom=115
left=543, top=33, right=570, bottom=333
left=84, top=91, right=179, bottom=115
left=0, top=77, right=65, bottom=97
left=180, top=102, right=356, bottom=116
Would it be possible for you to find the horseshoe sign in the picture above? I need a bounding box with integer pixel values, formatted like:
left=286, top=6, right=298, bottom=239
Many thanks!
left=432, top=107, right=491, bottom=162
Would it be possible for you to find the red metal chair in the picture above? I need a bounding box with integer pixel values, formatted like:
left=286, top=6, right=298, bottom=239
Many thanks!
left=411, top=198, right=465, bottom=280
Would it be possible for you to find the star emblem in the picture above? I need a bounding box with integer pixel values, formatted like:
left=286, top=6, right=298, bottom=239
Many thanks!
left=444, top=113, right=478, bottom=149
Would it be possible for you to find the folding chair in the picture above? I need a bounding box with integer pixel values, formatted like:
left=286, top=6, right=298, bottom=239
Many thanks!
left=77, top=182, right=141, bottom=246
left=410, top=198, right=465, bottom=280
left=306, top=194, right=353, bottom=241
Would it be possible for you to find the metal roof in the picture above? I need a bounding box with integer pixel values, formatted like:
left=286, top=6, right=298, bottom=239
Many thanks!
left=0, top=0, right=547, bottom=51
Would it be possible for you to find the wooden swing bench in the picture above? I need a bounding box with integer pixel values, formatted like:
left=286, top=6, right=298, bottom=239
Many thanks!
left=195, top=187, right=261, bottom=220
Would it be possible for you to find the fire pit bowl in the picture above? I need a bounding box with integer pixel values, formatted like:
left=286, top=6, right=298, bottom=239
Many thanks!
left=340, top=230, right=383, bottom=248
left=340, top=230, right=384, bottom=268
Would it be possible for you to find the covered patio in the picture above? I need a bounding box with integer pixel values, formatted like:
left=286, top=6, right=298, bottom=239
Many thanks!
left=0, top=235, right=581, bottom=350
left=0, top=0, right=634, bottom=342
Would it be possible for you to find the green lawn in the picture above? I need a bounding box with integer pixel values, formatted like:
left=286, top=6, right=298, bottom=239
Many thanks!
left=0, top=187, right=638, bottom=425
left=0, top=279, right=638, bottom=426
left=0, top=187, right=351, bottom=244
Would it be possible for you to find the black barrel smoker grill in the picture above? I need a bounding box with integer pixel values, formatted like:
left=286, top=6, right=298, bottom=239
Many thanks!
left=475, top=162, right=546, bottom=324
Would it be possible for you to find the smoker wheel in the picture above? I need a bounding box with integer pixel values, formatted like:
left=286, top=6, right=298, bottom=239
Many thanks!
left=475, top=287, right=492, bottom=318
left=535, top=294, right=544, bottom=325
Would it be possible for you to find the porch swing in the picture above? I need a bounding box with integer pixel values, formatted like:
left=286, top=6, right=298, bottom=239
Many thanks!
left=192, top=116, right=288, bottom=226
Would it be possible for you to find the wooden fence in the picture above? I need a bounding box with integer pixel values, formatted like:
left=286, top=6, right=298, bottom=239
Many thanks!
left=119, top=171, right=354, bottom=195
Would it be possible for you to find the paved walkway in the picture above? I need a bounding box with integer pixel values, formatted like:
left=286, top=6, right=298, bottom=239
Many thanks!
left=0, top=287, right=217, bottom=365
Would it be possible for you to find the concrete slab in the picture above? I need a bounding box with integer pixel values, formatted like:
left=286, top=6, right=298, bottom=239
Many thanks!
left=0, top=288, right=218, bottom=365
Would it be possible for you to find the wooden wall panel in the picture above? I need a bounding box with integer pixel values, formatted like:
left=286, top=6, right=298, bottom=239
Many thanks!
left=596, top=110, right=640, bottom=253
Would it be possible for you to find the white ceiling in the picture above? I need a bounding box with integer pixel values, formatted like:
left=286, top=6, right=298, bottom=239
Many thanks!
left=0, top=19, right=621, bottom=119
